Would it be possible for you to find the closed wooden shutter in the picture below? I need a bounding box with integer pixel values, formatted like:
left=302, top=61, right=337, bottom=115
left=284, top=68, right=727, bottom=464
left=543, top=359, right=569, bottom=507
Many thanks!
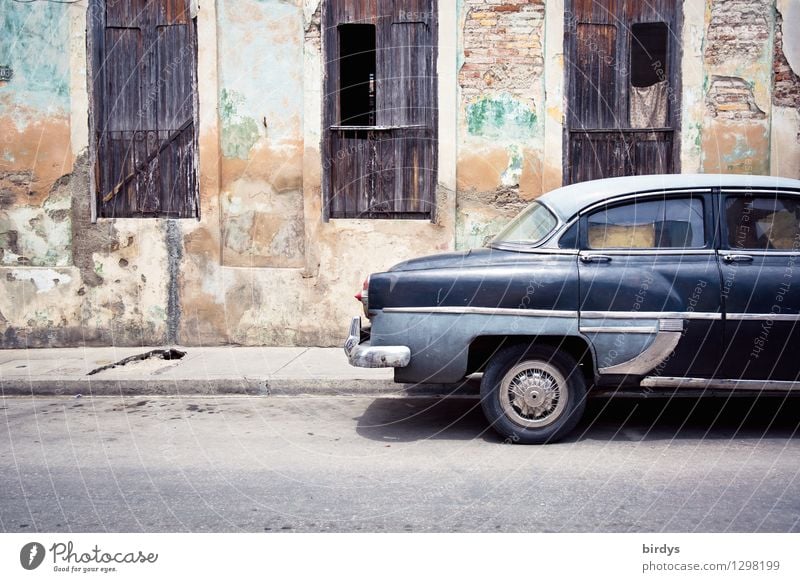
left=324, top=0, right=438, bottom=219
left=91, top=0, right=198, bottom=218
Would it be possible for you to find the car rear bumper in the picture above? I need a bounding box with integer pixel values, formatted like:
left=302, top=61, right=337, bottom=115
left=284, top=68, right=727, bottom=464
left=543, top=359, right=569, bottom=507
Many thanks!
left=344, top=317, right=411, bottom=368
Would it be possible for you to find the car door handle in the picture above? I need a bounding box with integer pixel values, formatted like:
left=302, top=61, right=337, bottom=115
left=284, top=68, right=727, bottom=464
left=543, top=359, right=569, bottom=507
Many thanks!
left=580, top=254, right=613, bottom=263
left=722, top=254, right=754, bottom=263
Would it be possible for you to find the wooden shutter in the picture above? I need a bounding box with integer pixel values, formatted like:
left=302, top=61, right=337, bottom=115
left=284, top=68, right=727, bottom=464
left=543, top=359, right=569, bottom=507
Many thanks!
left=565, top=0, right=680, bottom=184
left=324, top=0, right=437, bottom=219
left=91, top=0, right=198, bottom=218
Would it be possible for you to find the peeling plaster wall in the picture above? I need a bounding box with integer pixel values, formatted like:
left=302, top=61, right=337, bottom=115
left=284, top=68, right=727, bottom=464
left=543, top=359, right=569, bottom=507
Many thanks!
left=701, top=0, right=774, bottom=175
left=456, top=0, right=547, bottom=250
left=0, top=4, right=173, bottom=347
left=771, top=2, right=800, bottom=179
left=0, top=3, right=73, bottom=268
left=217, top=0, right=306, bottom=268
left=176, top=0, right=457, bottom=347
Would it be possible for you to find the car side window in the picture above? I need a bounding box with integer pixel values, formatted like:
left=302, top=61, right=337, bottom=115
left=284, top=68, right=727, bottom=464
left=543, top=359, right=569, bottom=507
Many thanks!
left=725, top=195, right=800, bottom=251
left=587, top=197, right=705, bottom=249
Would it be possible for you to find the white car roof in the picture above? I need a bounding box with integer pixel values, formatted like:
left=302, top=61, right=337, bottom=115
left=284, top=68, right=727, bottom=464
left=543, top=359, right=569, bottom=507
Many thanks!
left=539, top=174, right=800, bottom=221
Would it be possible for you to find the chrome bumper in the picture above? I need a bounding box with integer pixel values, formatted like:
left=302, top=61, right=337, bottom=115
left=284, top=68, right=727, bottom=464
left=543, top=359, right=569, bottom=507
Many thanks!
left=344, top=317, right=411, bottom=368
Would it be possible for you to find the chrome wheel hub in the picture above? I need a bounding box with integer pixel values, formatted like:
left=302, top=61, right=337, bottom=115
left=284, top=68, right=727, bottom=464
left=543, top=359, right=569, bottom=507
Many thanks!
left=499, top=360, right=568, bottom=428
left=511, top=371, right=558, bottom=418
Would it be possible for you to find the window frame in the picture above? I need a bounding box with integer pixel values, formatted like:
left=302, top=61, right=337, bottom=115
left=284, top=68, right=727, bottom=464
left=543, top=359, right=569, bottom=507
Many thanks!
left=578, top=191, right=714, bottom=252
left=720, top=190, right=800, bottom=253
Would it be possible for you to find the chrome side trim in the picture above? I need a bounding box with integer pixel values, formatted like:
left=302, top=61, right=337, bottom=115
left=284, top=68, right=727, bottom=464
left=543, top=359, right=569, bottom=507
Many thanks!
left=580, top=326, right=657, bottom=334
left=658, top=319, right=684, bottom=332
left=726, top=313, right=800, bottom=321
left=599, top=330, right=682, bottom=375
left=641, top=377, right=800, bottom=391
left=718, top=251, right=800, bottom=257
left=579, top=249, right=714, bottom=256
left=581, top=310, right=722, bottom=320
left=382, top=306, right=578, bottom=318
left=579, top=189, right=713, bottom=216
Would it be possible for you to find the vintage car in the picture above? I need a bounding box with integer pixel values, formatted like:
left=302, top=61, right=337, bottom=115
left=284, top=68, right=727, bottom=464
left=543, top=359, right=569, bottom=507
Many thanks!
left=345, top=174, right=800, bottom=443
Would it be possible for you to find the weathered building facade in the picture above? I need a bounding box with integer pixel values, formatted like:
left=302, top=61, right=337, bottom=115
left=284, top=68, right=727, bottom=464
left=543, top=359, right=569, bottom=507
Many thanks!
left=1, top=0, right=799, bottom=348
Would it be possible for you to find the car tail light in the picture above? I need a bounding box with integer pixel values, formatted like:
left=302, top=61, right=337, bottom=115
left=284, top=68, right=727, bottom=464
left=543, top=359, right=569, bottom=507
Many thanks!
left=355, top=276, right=370, bottom=317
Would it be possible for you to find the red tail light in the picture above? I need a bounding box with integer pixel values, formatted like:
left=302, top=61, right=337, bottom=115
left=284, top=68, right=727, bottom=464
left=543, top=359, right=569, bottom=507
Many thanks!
left=355, top=276, right=370, bottom=317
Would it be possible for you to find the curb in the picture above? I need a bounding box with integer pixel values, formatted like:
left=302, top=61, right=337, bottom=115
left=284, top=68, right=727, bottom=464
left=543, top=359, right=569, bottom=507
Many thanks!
left=0, top=377, right=481, bottom=397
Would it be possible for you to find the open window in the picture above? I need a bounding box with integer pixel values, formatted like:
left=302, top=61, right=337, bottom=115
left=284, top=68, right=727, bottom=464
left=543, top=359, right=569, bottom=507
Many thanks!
left=629, top=22, right=669, bottom=129
left=565, top=2, right=680, bottom=183
left=338, top=24, right=376, bottom=127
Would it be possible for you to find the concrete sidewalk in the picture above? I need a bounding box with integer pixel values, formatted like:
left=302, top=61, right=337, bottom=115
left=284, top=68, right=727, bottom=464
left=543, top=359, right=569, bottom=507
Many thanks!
left=0, top=345, right=473, bottom=396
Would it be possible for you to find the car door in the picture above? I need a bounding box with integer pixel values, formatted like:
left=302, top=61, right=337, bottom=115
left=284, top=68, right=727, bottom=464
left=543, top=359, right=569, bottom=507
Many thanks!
left=578, top=192, right=723, bottom=380
left=718, top=190, right=800, bottom=381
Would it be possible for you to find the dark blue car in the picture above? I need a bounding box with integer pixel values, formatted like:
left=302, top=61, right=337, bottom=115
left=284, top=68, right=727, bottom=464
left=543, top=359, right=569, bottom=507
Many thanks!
left=346, top=174, right=800, bottom=443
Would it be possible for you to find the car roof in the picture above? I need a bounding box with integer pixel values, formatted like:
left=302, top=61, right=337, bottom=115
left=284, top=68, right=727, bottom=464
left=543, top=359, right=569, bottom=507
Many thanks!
left=539, top=174, right=800, bottom=221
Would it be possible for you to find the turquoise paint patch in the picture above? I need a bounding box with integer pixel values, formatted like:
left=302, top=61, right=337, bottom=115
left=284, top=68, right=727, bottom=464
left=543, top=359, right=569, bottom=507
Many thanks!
left=217, top=0, right=302, bottom=143
left=466, top=94, right=537, bottom=139
left=722, top=133, right=758, bottom=165
left=219, top=88, right=260, bottom=160
left=501, top=144, right=523, bottom=187
left=0, top=3, right=70, bottom=117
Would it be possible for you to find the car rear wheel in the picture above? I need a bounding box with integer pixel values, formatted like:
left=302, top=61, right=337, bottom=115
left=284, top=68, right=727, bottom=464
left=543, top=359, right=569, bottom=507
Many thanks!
left=480, top=344, right=586, bottom=444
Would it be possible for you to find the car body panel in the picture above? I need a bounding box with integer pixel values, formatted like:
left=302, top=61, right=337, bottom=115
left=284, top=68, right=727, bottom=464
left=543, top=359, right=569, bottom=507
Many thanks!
left=346, top=174, right=800, bottom=391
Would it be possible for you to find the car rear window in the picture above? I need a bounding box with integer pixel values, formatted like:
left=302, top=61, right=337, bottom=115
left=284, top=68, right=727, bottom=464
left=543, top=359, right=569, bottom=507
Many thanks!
left=725, top=196, right=800, bottom=251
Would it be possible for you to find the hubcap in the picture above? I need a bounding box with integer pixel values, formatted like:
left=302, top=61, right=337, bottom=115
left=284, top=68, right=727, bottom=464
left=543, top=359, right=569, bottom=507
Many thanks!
left=499, top=360, right=568, bottom=428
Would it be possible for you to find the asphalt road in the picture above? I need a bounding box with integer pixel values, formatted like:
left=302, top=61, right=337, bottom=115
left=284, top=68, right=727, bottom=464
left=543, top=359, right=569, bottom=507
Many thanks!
left=1, top=394, right=799, bottom=533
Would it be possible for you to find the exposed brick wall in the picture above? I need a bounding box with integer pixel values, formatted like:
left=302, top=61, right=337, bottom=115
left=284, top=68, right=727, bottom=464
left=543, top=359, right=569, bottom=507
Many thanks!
left=773, top=11, right=800, bottom=109
left=705, top=0, right=771, bottom=65
left=706, top=75, right=767, bottom=120
left=459, top=0, right=545, bottom=101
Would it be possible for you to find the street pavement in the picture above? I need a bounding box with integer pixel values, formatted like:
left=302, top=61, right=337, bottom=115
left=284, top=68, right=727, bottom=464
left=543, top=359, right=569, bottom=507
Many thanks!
left=1, top=394, right=798, bottom=532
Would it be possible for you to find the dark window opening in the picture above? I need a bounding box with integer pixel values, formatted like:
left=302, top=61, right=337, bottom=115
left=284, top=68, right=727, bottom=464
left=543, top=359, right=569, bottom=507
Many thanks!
left=630, top=22, right=668, bottom=88
left=338, top=24, right=376, bottom=126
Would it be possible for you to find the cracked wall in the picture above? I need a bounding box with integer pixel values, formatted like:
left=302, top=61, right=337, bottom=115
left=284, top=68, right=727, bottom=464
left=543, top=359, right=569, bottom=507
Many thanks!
left=0, top=3, right=73, bottom=269
left=701, top=0, right=774, bottom=174
left=771, top=1, right=800, bottom=179
left=457, top=0, right=547, bottom=250
left=217, top=0, right=306, bottom=269
left=0, top=3, right=175, bottom=347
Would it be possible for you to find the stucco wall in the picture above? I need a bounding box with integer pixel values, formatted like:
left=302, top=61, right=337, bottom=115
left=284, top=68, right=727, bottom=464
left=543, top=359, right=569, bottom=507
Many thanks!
left=456, top=0, right=548, bottom=250
left=701, top=0, right=774, bottom=175
left=1, top=4, right=173, bottom=347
